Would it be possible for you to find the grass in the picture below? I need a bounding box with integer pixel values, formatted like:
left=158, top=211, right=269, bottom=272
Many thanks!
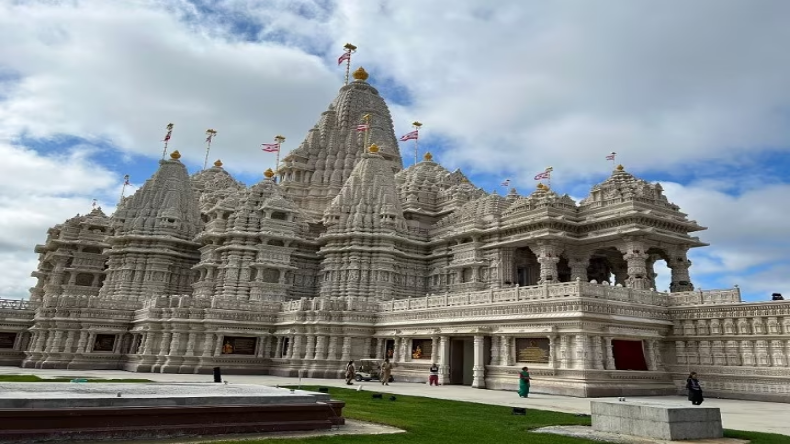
left=0, top=374, right=152, bottom=383
left=205, top=386, right=789, bottom=444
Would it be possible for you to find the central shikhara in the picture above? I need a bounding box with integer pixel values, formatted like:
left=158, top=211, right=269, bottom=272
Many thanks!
left=2, top=67, right=789, bottom=402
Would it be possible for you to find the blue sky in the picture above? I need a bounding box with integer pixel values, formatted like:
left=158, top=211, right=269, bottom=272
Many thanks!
left=1, top=0, right=790, bottom=301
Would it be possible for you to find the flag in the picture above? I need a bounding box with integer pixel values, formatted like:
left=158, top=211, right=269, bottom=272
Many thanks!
left=501, top=179, right=510, bottom=187
left=338, top=52, right=350, bottom=65
left=261, top=143, right=280, bottom=153
left=399, top=130, right=419, bottom=141
left=163, top=123, right=174, bottom=142
left=92, top=199, right=97, bottom=209
left=206, top=134, right=214, bottom=143
left=534, top=171, right=550, bottom=180
left=606, top=153, right=616, bottom=161
left=356, top=124, right=370, bottom=132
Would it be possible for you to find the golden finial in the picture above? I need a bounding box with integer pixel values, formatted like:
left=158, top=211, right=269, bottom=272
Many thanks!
left=423, top=152, right=433, bottom=161
left=616, top=164, right=624, bottom=171
left=368, top=143, right=380, bottom=153
left=537, top=182, right=545, bottom=189
left=214, top=159, right=223, bottom=167
left=274, top=135, right=286, bottom=144
left=413, top=121, right=423, bottom=128
left=169, top=150, right=181, bottom=160
left=344, top=43, right=357, bottom=51
left=353, top=67, right=369, bottom=81
left=264, top=168, right=275, bottom=178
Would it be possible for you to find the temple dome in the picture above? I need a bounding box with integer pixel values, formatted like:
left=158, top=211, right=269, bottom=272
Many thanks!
left=579, top=165, right=678, bottom=211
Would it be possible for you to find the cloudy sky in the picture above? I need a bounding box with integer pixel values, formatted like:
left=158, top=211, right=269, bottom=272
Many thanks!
left=1, top=0, right=789, bottom=301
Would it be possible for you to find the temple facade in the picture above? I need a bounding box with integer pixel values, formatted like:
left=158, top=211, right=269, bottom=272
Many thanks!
left=1, top=67, right=789, bottom=402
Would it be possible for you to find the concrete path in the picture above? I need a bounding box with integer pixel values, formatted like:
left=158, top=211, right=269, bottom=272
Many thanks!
left=0, top=367, right=787, bottom=437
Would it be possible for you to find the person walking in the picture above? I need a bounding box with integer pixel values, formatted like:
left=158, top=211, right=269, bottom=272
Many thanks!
left=686, top=372, right=704, bottom=405
left=518, top=366, right=532, bottom=398
left=429, top=363, right=439, bottom=386
left=380, top=358, right=392, bottom=385
left=345, top=360, right=356, bottom=385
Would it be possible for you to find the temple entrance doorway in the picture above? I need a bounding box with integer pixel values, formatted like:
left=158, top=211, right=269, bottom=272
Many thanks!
left=449, top=338, right=474, bottom=385
left=513, top=248, right=539, bottom=286
left=612, top=340, right=648, bottom=371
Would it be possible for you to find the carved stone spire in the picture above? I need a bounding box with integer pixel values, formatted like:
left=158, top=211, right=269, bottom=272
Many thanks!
left=279, top=69, right=403, bottom=217
left=100, top=153, right=202, bottom=300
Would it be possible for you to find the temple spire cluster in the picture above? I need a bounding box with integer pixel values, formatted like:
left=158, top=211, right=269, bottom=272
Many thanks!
left=5, top=55, right=788, bottom=403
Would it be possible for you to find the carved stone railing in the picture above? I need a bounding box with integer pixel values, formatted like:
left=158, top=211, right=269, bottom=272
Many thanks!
left=0, top=298, right=38, bottom=310
left=280, top=296, right=379, bottom=313
left=41, top=295, right=141, bottom=311
left=377, top=282, right=743, bottom=312
left=668, top=288, right=742, bottom=306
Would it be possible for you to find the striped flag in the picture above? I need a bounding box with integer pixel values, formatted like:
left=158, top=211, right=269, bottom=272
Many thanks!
left=356, top=124, right=370, bottom=132
left=261, top=143, right=280, bottom=153
left=399, top=130, right=419, bottom=141
left=501, top=179, right=510, bottom=187
left=338, top=52, right=350, bottom=65
left=606, top=152, right=616, bottom=161
left=534, top=167, right=552, bottom=181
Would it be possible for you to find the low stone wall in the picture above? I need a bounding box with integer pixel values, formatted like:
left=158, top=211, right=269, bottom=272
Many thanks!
left=591, top=401, right=723, bottom=441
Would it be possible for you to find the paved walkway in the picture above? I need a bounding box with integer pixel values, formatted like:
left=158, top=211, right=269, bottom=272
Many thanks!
left=0, top=367, right=787, bottom=437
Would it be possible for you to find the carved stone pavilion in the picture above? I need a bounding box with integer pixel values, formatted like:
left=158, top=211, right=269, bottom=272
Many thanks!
left=2, top=67, right=789, bottom=402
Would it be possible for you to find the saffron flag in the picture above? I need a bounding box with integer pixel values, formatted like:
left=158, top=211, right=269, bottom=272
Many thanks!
left=501, top=179, right=510, bottom=187
left=399, top=130, right=419, bottom=141
left=606, top=153, right=616, bottom=161
left=338, top=52, right=350, bottom=65
left=261, top=143, right=280, bottom=153
left=356, top=124, right=370, bottom=132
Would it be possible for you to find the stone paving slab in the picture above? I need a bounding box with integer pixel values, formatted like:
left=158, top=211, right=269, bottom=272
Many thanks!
left=0, top=382, right=328, bottom=408
left=534, top=425, right=748, bottom=444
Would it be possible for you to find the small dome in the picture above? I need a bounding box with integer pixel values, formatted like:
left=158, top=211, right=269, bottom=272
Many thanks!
left=423, top=152, right=433, bottom=161
left=369, top=143, right=380, bottom=153
left=214, top=159, right=223, bottom=167
left=353, top=67, right=369, bottom=81
left=170, top=150, right=182, bottom=160
left=264, top=168, right=275, bottom=178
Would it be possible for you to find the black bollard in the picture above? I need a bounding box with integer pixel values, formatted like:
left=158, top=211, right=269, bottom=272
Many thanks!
left=213, top=366, right=222, bottom=383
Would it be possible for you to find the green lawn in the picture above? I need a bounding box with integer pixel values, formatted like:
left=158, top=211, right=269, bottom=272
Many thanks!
left=208, top=386, right=787, bottom=444
left=0, top=374, right=152, bottom=383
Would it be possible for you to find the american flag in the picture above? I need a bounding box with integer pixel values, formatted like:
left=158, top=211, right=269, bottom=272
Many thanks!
left=206, top=134, right=215, bottom=143
left=123, top=175, right=130, bottom=186
left=163, top=123, right=174, bottom=142
left=399, top=130, right=419, bottom=141
left=261, top=143, right=280, bottom=153
left=501, top=179, right=510, bottom=187
left=338, top=52, right=350, bottom=65
left=356, top=124, right=370, bottom=132
left=606, top=152, right=616, bottom=161
left=534, top=167, right=552, bottom=181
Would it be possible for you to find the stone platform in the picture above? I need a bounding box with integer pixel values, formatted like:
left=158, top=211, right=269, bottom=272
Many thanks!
left=0, top=383, right=345, bottom=442
left=591, top=401, right=723, bottom=441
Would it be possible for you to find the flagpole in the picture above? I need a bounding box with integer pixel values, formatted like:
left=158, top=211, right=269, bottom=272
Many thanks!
left=203, top=129, right=217, bottom=170
left=546, top=167, right=553, bottom=189
left=343, top=43, right=357, bottom=85
left=412, top=121, right=422, bottom=166
left=120, top=174, right=130, bottom=203
left=362, top=114, right=372, bottom=151
left=274, top=135, right=285, bottom=177
left=609, top=152, right=617, bottom=169
left=91, top=199, right=97, bottom=210
left=161, top=123, right=174, bottom=160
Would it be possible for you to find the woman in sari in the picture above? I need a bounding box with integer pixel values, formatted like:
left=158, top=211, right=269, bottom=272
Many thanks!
left=518, top=366, right=532, bottom=398
left=686, top=372, right=704, bottom=405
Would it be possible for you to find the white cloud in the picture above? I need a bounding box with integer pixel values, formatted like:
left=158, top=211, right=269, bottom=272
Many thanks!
left=0, top=1, right=340, bottom=173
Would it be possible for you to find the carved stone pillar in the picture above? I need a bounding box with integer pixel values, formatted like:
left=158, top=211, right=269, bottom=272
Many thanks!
left=374, top=338, right=384, bottom=359
left=158, top=332, right=171, bottom=357
left=740, top=340, right=755, bottom=366
left=472, top=335, right=486, bottom=388
left=548, top=335, right=558, bottom=369
left=622, top=239, right=649, bottom=290
left=363, top=337, right=372, bottom=359
left=499, top=247, right=515, bottom=287
left=567, top=251, right=591, bottom=282
left=770, top=340, right=786, bottom=367
left=533, top=242, right=562, bottom=284
left=725, top=341, right=740, bottom=366
left=392, top=338, right=401, bottom=362
left=574, top=335, right=588, bottom=369
left=438, top=336, right=450, bottom=385
left=202, top=333, right=215, bottom=357
left=604, top=337, right=615, bottom=370
left=489, top=335, right=500, bottom=365
left=340, top=336, right=352, bottom=362
left=592, top=336, right=604, bottom=369
left=304, top=335, right=316, bottom=360
left=48, top=330, right=63, bottom=353
left=63, top=330, right=76, bottom=354
left=400, top=338, right=410, bottom=362
left=668, top=250, right=694, bottom=292
left=274, top=336, right=283, bottom=358
left=185, top=333, right=196, bottom=357
left=712, top=340, right=726, bottom=366
left=33, top=330, right=47, bottom=352
left=291, top=335, right=304, bottom=360
left=141, top=332, right=154, bottom=355
left=327, top=336, right=338, bottom=360
left=500, top=336, right=511, bottom=366
left=168, top=332, right=182, bottom=356
left=645, top=340, right=657, bottom=370
left=314, top=335, right=327, bottom=360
